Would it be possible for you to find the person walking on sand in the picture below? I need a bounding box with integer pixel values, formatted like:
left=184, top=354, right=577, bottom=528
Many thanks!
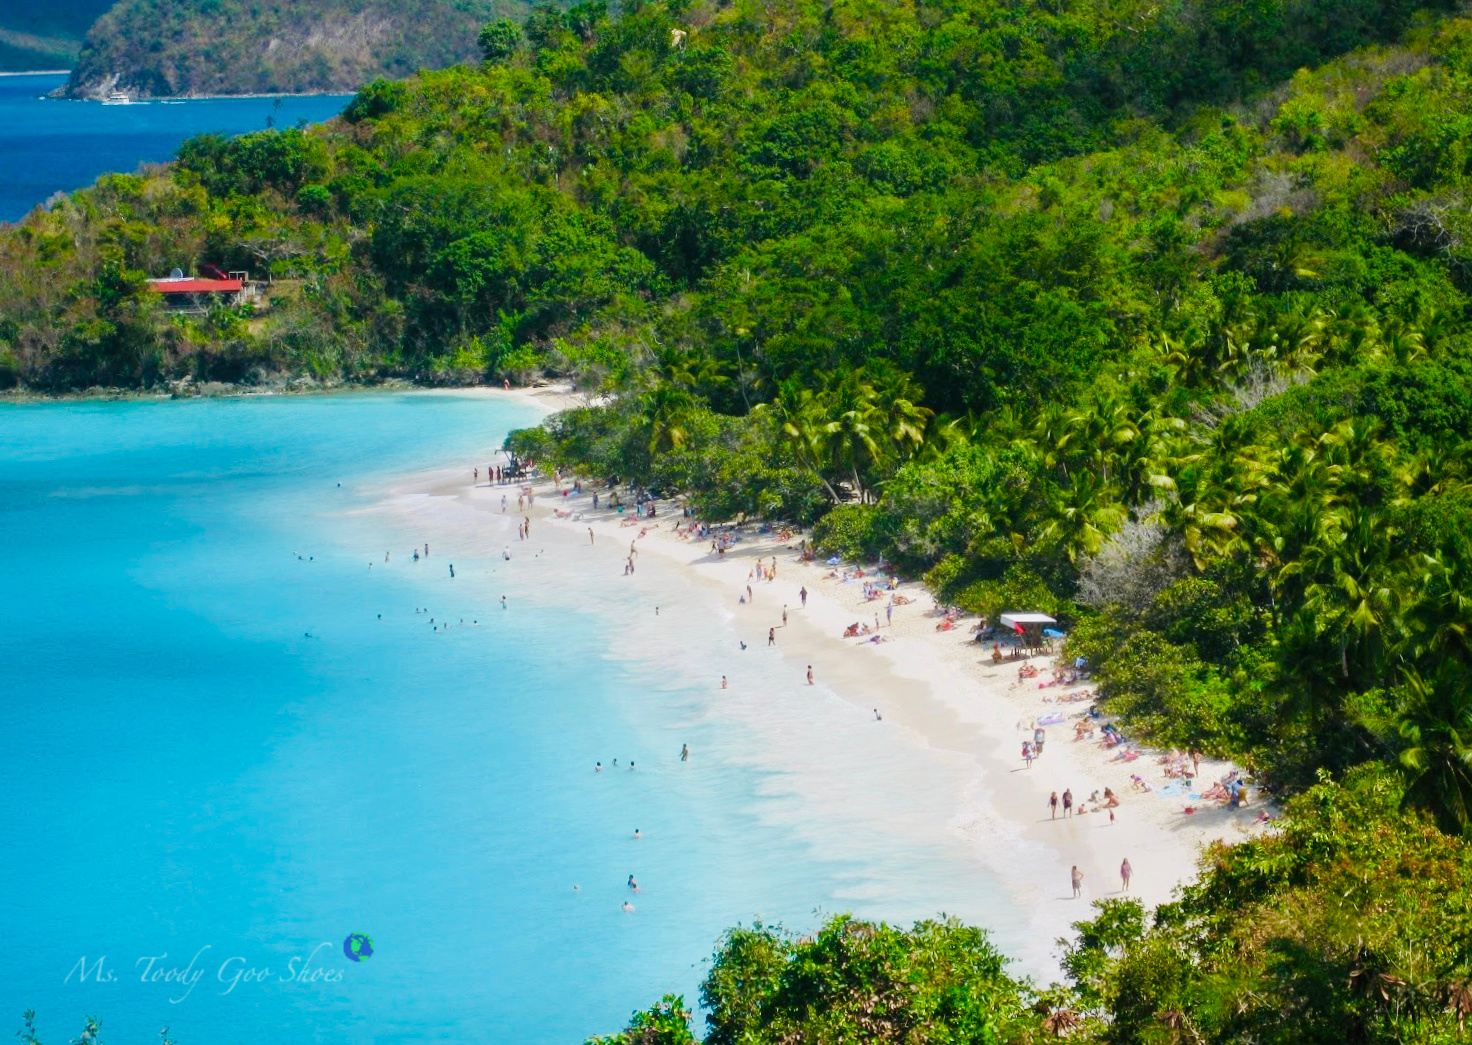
left=1120, top=858, right=1133, bottom=892
left=768, top=627, right=776, bottom=647
left=501, top=495, right=507, bottom=513
left=806, top=665, right=814, bottom=686
left=782, top=606, right=788, bottom=626
left=799, top=586, right=808, bottom=608
left=886, top=598, right=893, bottom=626
left=1049, top=791, right=1060, bottom=819
left=589, top=528, right=595, bottom=545
left=1062, top=788, right=1074, bottom=817
left=1033, top=726, right=1046, bottom=756
left=1071, top=865, right=1084, bottom=898
left=1022, top=741, right=1033, bottom=768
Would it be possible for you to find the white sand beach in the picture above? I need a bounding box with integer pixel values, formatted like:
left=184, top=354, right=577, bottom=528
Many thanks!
left=367, top=392, right=1267, bottom=976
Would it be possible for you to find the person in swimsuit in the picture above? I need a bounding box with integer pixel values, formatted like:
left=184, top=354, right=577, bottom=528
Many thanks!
left=1071, top=865, right=1083, bottom=898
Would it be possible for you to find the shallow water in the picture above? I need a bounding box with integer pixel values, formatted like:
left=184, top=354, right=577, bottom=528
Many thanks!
left=0, top=73, right=349, bottom=222
left=0, top=393, right=1023, bottom=1043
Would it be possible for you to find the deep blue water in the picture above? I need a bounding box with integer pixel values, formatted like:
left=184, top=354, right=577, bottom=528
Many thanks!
left=0, top=73, right=349, bottom=222
left=0, top=394, right=1008, bottom=1043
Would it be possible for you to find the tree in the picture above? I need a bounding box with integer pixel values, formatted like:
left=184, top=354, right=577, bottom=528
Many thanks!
left=478, top=19, right=523, bottom=62
left=1395, top=665, right=1472, bottom=836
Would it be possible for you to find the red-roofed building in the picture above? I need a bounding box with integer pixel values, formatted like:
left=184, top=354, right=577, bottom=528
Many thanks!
left=147, top=269, right=254, bottom=312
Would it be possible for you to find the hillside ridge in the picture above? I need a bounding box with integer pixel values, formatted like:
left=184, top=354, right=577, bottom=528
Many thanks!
left=60, top=0, right=532, bottom=99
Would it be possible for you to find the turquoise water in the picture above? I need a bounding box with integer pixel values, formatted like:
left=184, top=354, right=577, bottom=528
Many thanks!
left=0, top=393, right=1017, bottom=1043
left=0, top=74, right=350, bottom=222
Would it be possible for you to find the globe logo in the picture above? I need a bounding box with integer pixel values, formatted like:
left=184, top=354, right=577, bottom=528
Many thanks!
left=343, top=933, right=374, bottom=962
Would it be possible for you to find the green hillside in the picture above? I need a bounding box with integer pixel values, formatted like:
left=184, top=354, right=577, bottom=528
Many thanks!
left=61, top=0, right=535, bottom=98
left=0, top=0, right=113, bottom=70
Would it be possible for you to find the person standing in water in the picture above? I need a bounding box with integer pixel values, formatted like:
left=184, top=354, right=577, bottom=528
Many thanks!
left=768, top=627, right=776, bottom=647
left=1071, top=865, right=1084, bottom=898
left=806, top=665, right=814, bottom=685
left=680, top=743, right=689, bottom=761
left=782, top=606, right=789, bottom=626
left=800, top=586, right=808, bottom=608
left=1049, top=792, right=1060, bottom=819
left=589, top=527, right=595, bottom=545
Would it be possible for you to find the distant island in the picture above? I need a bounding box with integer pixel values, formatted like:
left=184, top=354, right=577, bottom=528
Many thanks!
left=0, top=0, right=112, bottom=70
left=56, top=0, right=535, bottom=100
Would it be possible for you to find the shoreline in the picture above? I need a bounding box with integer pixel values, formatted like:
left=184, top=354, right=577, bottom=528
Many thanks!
left=372, top=440, right=1265, bottom=976
left=0, top=379, right=583, bottom=408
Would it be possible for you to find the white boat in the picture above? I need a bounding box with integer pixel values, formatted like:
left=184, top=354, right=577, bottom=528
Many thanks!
left=101, top=91, right=132, bottom=105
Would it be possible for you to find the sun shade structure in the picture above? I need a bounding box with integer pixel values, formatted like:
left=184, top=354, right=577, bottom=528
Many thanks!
left=999, top=612, right=1058, bottom=653
left=999, top=612, right=1057, bottom=628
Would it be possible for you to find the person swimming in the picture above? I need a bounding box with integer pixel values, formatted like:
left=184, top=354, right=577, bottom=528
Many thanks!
left=595, top=762, right=602, bottom=771
left=633, top=828, right=642, bottom=839
left=627, top=875, right=639, bottom=891
left=501, top=596, right=507, bottom=609
left=621, top=901, right=635, bottom=912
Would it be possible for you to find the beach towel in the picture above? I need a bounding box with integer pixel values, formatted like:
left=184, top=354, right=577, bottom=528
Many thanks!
left=1036, top=711, right=1066, bottom=726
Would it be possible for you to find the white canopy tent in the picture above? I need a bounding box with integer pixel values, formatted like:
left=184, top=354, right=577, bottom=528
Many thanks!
left=999, top=612, right=1058, bottom=652
left=999, top=612, right=1057, bottom=629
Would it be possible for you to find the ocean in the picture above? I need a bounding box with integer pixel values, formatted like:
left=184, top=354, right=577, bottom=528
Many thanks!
left=0, top=393, right=1024, bottom=1043
left=0, top=73, right=350, bottom=223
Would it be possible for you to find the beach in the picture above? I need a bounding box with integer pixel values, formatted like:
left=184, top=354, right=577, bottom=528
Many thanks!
left=373, top=392, right=1265, bottom=976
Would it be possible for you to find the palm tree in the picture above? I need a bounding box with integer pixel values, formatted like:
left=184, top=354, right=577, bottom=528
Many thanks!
left=820, top=376, right=885, bottom=503
left=1039, top=471, right=1128, bottom=562
left=1394, top=665, right=1472, bottom=836
left=756, top=384, right=844, bottom=503
left=643, top=382, right=696, bottom=453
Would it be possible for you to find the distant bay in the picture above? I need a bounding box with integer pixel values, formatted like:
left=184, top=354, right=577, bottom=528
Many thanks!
left=0, top=73, right=350, bottom=222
